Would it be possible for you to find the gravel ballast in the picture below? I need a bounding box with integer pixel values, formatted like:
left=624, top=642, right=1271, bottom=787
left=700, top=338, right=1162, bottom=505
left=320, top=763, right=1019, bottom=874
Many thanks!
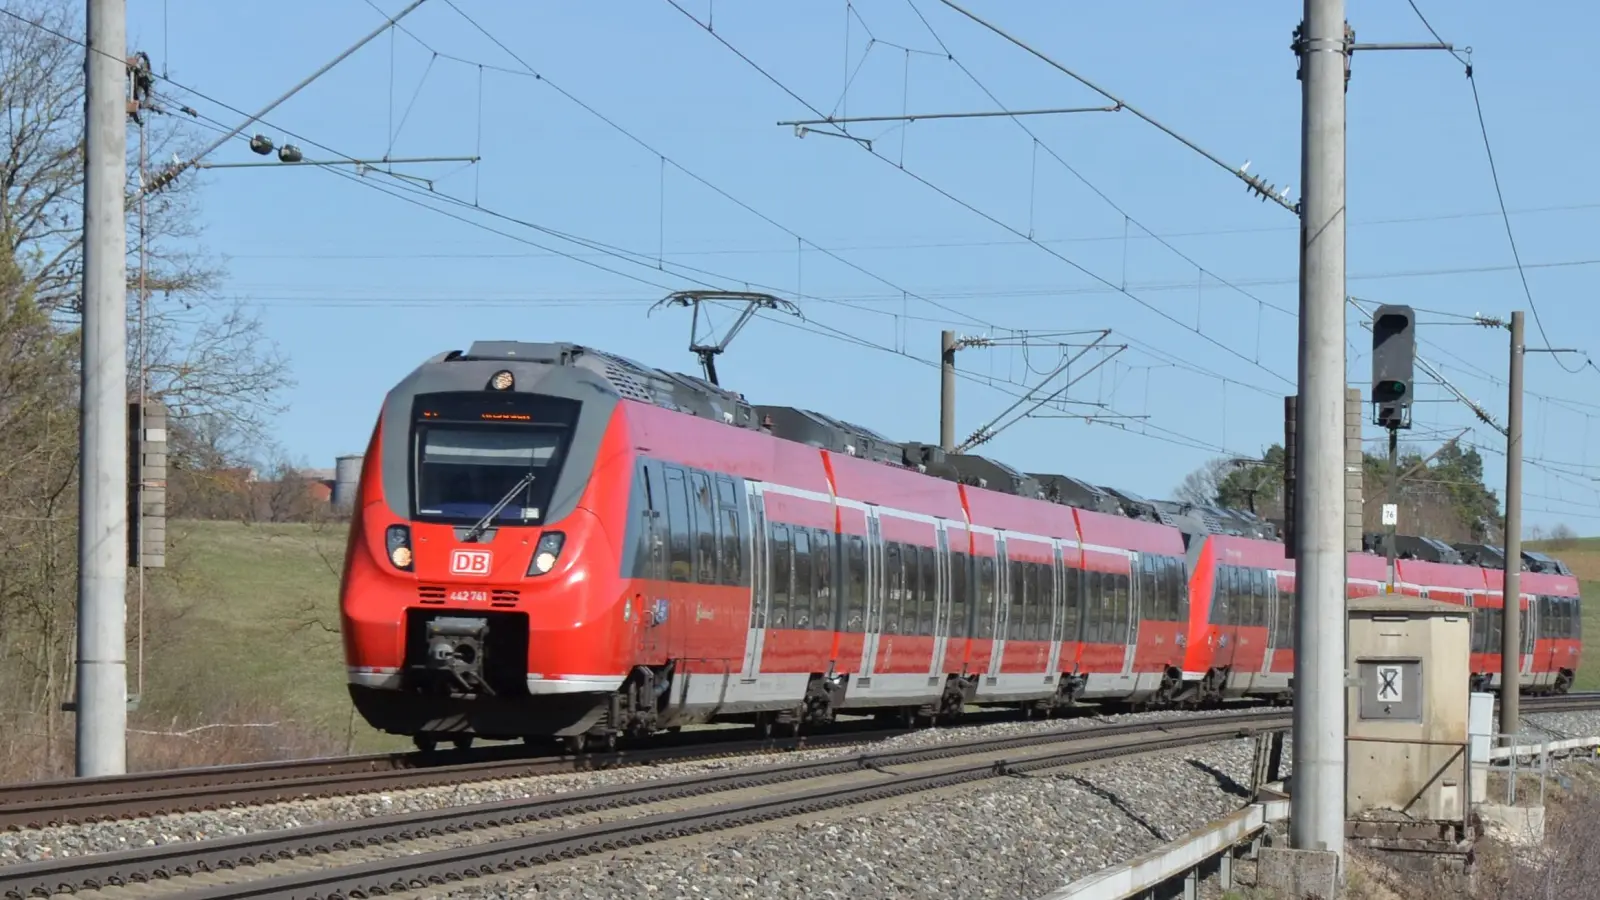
left=7, top=705, right=1600, bottom=900
left=440, top=737, right=1269, bottom=900
left=0, top=706, right=1269, bottom=865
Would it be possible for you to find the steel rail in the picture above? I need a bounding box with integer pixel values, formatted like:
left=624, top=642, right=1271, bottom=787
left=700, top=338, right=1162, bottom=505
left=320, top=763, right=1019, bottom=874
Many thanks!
left=0, top=711, right=1289, bottom=900
left=0, top=719, right=937, bottom=831
left=3, top=693, right=1589, bottom=832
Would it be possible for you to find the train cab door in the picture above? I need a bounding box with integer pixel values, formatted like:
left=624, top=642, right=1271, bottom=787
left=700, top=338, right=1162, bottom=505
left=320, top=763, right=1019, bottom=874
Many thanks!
left=637, top=462, right=669, bottom=663
left=858, top=510, right=885, bottom=683
left=1535, top=595, right=1557, bottom=684
left=739, top=484, right=769, bottom=681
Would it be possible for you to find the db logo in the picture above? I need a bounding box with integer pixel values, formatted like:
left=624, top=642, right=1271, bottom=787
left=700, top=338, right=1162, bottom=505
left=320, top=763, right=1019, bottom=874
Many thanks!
left=450, top=549, right=493, bottom=576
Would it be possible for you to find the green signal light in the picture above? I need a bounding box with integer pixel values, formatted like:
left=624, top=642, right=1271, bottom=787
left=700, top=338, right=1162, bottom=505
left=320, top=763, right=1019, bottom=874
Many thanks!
left=1376, top=380, right=1407, bottom=396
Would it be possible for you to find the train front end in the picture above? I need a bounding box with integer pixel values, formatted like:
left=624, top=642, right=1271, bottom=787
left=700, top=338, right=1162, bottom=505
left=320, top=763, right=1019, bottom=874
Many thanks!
left=339, top=343, right=633, bottom=748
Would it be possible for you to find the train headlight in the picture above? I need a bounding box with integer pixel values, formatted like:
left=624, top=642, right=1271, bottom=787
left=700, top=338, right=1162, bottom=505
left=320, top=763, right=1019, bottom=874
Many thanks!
left=386, top=525, right=414, bottom=572
left=489, top=370, right=514, bottom=391
left=527, top=531, right=566, bottom=576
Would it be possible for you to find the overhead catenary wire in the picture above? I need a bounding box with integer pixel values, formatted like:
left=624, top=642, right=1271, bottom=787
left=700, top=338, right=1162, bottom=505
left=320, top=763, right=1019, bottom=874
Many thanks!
left=1403, top=0, right=1589, bottom=375
left=662, top=0, right=1295, bottom=390
left=433, top=0, right=994, bottom=332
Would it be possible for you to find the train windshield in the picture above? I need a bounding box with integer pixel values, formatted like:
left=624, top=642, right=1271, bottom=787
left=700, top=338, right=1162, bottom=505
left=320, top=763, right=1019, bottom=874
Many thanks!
left=410, top=392, right=580, bottom=526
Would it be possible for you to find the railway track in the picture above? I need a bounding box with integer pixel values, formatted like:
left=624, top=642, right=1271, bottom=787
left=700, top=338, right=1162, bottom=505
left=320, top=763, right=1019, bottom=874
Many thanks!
left=0, top=709, right=1291, bottom=900
left=0, top=716, right=950, bottom=832
left=3, top=692, right=1593, bottom=834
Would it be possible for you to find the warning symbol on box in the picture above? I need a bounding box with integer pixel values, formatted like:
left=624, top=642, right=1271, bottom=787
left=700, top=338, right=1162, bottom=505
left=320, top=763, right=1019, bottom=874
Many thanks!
left=1376, top=665, right=1403, bottom=702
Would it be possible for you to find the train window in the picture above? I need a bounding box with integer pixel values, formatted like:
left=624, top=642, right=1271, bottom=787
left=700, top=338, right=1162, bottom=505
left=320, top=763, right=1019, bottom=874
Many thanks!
left=1032, top=563, right=1050, bottom=640
left=715, top=477, right=742, bottom=586
left=911, top=544, right=930, bottom=636
left=813, top=529, right=834, bottom=631
left=770, top=523, right=792, bottom=629
left=918, top=544, right=937, bottom=636
left=1061, top=564, right=1082, bottom=644
left=691, top=471, right=717, bottom=585
left=1006, top=559, right=1025, bottom=641
left=949, top=550, right=970, bottom=639
left=1136, top=555, right=1158, bottom=623
left=1167, top=556, right=1186, bottom=620
left=1083, top=570, right=1103, bottom=644
left=663, top=467, right=693, bottom=582
left=1575, top=596, right=1584, bottom=639
left=792, top=528, right=813, bottom=629
left=845, top=534, right=867, bottom=632
left=1209, top=567, right=1230, bottom=626
left=884, top=542, right=904, bottom=635
left=977, top=554, right=997, bottom=639
left=1114, top=572, right=1133, bottom=644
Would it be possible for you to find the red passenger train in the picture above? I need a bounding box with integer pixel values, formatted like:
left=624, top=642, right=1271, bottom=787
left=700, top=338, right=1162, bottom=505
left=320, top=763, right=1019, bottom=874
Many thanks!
left=338, top=342, right=1583, bottom=749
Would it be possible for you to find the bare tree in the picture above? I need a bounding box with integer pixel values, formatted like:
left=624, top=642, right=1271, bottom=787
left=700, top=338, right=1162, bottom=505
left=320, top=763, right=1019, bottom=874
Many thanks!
left=1173, top=458, right=1231, bottom=506
left=0, top=0, right=224, bottom=312
left=1548, top=522, right=1578, bottom=549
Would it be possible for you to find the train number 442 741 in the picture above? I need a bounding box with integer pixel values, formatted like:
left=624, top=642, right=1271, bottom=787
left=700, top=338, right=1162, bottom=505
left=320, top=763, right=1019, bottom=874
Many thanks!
left=448, top=590, right=489, bottom=603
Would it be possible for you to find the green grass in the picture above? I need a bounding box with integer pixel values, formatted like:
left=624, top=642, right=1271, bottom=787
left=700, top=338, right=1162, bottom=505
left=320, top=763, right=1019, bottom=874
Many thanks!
left=140, top=519, right=408, bottom=755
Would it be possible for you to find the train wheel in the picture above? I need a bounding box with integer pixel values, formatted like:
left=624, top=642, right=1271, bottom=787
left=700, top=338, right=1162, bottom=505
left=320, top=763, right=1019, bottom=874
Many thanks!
left=451, top=736, right=474, bottom=751
left=412, top=734, right=437, bottom=753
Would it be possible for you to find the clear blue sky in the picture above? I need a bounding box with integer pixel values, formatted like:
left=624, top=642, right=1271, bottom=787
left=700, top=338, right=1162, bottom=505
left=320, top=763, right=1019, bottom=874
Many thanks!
left=127, top=0, right=1600, bottom=533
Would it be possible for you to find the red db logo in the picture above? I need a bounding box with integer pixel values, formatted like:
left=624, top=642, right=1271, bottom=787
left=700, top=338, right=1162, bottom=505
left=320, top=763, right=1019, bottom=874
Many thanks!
left=450, top=549, right=493, bottom=576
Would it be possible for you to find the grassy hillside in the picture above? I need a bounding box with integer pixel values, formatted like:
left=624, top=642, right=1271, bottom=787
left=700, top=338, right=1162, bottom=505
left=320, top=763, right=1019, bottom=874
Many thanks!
left=136, top=524, right=1600, bottom=766
left=140, top=519, right=409, bottom=758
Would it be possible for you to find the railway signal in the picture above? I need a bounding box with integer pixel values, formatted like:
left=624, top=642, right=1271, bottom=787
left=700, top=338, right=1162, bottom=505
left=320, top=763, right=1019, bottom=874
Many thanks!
left=1370, top=304, right=1416, bottom=430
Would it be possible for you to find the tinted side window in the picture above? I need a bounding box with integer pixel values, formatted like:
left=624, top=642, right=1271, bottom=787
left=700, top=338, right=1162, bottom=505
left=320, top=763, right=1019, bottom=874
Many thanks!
left=664, top=466, right=692, bottom=582
left=918, top=544, right=937, bottom=636
left=715, top=477, right=742, bottom=586
left=1061, top=562, right=1081, bottom=643
left=884, top=542, right=903, bottom=635
left=977, top=554, right=997, bottom=639
left=1007, top=558, right=1026, bottom=641
left=691, top=471, right=717, bottom=584
left=792, top=528, right=813, bottom=629
left=770, top=523, right=792, bottom=628
left=845, top=534, right=866, bottom=632
left=949, top=550, right=970, bottom=639
left=814, top=528, right=834, bottom=631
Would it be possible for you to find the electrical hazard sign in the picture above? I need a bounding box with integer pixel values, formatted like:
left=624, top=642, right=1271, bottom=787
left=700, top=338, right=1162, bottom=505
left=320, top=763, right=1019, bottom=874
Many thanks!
left=1376, top=665, right=1403, bottom=703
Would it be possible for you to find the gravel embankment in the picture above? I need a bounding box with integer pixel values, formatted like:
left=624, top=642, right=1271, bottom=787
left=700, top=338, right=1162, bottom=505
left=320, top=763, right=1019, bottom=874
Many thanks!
left=440, top=737, right=1273, bottom=900
left=1520, top=710, right=1600, bottom=743
left=0, top=706, right=1268, bottom=865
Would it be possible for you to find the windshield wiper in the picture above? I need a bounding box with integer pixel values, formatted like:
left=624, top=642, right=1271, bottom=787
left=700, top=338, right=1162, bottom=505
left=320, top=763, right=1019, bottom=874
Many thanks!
left=462, top=471, right=537, bottom=543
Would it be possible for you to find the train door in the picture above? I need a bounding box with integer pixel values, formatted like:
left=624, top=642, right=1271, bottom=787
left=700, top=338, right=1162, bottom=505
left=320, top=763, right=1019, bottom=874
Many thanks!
left=930, top=526, right=950, bottom=681
left=1212, top=565, right=1239, bottom=674
left=1046, top=543, right=1065, bottom=677
left=1535, top=595, right=1557, bottom=682
left=1520, top=594, right=1535, bottom=683
left=1120, top=555, right=1139, bottom=678
left=738, top=483, right=769, bottom=681
left=988, top=534, right=1009, bottom=678
left=1257, top=573, right=1279, bottom=685
left=637, top=463, right=669, bottom=663
left=858, top=511, right=885, bottom=682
